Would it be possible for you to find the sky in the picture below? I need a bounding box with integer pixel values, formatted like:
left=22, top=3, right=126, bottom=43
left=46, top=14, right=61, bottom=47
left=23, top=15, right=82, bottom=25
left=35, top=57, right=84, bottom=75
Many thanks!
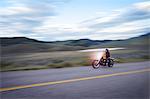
left=0, top=0, right=150, bottom=41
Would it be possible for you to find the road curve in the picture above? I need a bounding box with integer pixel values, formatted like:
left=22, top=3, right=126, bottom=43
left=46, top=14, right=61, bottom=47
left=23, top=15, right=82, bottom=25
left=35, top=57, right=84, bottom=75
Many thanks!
left=0, top=61, right=150, bottom=99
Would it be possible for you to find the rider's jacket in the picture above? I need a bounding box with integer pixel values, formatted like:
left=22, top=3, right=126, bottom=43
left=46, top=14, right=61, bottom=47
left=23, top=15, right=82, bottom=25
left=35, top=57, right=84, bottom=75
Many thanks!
left=102, top=52, right=106, bottom=59
left=106, top=50, right=110, bottom=58
left=102, top=50, right=110, bottom=59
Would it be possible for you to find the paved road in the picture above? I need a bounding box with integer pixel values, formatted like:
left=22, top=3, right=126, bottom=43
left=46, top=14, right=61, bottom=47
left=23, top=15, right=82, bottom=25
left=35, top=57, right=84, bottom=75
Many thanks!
left=0, top=61, right=150, bottom=99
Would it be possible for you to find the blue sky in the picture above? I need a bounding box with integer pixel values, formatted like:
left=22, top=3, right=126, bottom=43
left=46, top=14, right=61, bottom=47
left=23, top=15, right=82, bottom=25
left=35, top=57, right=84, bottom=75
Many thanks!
left=0, top=0, right=149, bottom=41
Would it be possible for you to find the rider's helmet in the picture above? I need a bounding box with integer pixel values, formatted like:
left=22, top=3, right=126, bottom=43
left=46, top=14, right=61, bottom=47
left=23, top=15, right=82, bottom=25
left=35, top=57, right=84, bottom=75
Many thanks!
left=105, top=48, right=109, bottom=52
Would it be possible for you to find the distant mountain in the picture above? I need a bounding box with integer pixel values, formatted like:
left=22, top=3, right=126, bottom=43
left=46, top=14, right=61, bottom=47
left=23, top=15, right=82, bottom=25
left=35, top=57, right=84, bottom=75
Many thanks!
left=0, top=37, right=86, bottom=54
left=100, top=33, right=150, bottom=48
left=0, top=37, right=112, bottom=47
left=51, top=39, right=112, bottom=47
left=1, top=37, right=48, bottom=46
left=1, top=33, right=149, bottom=55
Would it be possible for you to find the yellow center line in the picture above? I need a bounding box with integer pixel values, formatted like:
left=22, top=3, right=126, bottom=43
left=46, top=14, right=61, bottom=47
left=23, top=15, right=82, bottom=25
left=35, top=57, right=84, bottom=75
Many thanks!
left=0, top=69, right=149, bottom=92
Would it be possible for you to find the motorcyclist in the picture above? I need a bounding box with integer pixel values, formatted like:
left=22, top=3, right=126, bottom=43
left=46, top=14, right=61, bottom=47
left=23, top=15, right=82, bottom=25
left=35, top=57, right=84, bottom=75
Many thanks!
left=101, top=48, right=110, bottom=65
left=105, top=48, right=110, bottom=59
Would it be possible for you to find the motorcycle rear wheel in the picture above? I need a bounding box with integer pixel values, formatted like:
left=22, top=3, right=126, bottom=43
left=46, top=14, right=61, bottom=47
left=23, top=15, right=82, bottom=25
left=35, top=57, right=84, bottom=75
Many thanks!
left=108, top=59, right=114, bottom=67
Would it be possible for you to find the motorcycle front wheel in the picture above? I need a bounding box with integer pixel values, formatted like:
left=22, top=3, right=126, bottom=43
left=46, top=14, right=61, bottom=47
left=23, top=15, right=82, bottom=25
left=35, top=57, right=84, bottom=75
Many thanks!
left=92, top=60, right=100, bottom=69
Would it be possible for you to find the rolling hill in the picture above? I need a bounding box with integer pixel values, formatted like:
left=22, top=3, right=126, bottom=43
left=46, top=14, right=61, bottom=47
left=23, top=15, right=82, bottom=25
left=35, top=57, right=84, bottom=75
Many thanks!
left=0, top=33, right=149, bottom=71
left=1, top=33, right=149, bottom=55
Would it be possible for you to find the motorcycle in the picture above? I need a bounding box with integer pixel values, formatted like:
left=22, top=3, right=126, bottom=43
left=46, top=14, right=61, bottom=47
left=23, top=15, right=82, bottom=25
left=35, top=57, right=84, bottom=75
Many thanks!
left=92, top=57, right=114, bottom=69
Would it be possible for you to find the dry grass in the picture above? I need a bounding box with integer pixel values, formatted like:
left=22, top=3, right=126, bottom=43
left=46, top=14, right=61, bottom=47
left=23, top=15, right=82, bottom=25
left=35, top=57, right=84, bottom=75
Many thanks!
left=1, top=48, right=149, bottom=72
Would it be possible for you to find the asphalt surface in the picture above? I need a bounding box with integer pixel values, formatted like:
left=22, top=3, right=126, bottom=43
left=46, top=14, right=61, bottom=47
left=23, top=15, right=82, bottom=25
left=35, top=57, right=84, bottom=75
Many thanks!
left=0, top=61, right=150, bottom=99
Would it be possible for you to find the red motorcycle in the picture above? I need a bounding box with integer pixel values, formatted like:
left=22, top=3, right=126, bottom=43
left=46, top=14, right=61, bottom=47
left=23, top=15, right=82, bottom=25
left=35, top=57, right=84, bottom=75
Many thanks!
left=92, top=58, right=114, bottom=69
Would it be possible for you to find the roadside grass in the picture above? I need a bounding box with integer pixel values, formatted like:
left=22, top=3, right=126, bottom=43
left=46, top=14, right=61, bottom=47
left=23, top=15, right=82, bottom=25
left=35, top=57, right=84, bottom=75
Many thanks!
left=1, top=48, right=149, bottom=72
left=111, top=49, right=149, bottom=63
left=115, top=57, right=149, bottom=63
left=47, top=59, right=90, bottom=68
left=0, top=65, right=48, bottom=72
left=110, top=49, right=138, bottom=54
left=1, top=60, right=91, bottom=72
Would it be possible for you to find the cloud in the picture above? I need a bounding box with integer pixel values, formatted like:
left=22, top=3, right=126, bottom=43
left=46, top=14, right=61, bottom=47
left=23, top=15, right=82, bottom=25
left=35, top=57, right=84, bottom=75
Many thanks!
left=0, top=0, right=67, bottom=38
left=79, top=1, right=150, bottom=40
left=83, top=1, right=150, bottom=28
left=0, top=1, right=149, bottom=41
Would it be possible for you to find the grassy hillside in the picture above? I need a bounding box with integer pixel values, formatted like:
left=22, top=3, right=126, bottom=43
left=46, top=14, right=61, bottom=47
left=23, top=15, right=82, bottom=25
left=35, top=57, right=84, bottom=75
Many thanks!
left=0, top=33, right=149, bottom=71
left=1, top=37, right=85, bottom=55
left=100, top=33, right=149, bottom=48
left=1, top=33, right=149, bottom=54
